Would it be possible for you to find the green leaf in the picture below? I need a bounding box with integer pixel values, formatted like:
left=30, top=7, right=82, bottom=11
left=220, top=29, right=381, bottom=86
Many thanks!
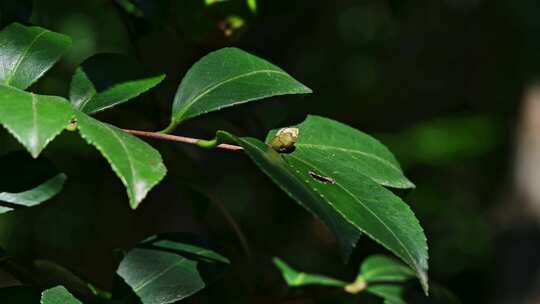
left=344, top=255, right=415, bottom=295
left=0, top=150, right=67, bottom=212
left=219, top=130, right=428, bottom=292
left=0, top=23, right=71, bottom=90
left=41, top=286, right=82, bottom=304
left=366, top=285, right=406, bottom=304
left=266, top=115, right=414, bottom=189
left=167, top=47, right=312, bottom=130
left=218, top=132, right=361, bottom=260
left=0, top=84, right=74, bottom=157
left=273, top=257, right=347, bottom=287
left=357, top=255, right=415, bottom=284
left=117, top=234, right=229, bottom=304
left=0, top=173, right=66, bottom=214
left=204, top=0, right=227, bottom=5
left=70, top=54, right=165, bottom=114
left=247, top=0, right=257, bottom=12
left=75, top=112, right=166, bottom=209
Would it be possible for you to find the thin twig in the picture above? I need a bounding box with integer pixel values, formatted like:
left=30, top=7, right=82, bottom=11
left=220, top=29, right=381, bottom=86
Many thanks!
left=122, top=129, right=244, bottom=151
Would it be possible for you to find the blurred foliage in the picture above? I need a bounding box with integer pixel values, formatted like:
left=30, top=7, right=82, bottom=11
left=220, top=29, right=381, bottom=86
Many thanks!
left=0, top=0, right=535, bottom=303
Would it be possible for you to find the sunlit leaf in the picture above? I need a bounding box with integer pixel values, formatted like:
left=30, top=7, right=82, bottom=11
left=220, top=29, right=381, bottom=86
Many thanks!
left=247, top=0, right=257, bottom=12
left=0, top=85, right=74, bottom=157
left=40, top=286, right=81, bottom=304
left=0, top=23, right=71, bottom=90
left=75, top=112, right=167, bottom=209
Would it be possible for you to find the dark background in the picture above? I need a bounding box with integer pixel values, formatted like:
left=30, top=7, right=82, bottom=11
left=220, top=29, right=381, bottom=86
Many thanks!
left=1, top=0, right=539, bottom=303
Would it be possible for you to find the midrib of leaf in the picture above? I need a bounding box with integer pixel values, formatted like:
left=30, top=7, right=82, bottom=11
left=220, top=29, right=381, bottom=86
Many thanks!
left=5, top=29, right=47, bottom=86
left=175, top=69, right=288, bottom=121
left=239, top=138, right=359, bottom=254
left=131, top=249, right=208, bottom=292
left=75, top=91, right=96, bottom=112
left=104, top=124, right=138, bottom=202
left=296, top=143, right=402, bottom=173
left=30, top=93, right=38, bottom=152
left=286, top=154, right=423, bottom=279
left=361, top=266, right=414, bottom=281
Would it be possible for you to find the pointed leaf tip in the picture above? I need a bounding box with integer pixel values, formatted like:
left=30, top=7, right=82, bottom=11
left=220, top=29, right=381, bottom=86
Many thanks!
left=75, top=112, right=167, bottom=209
left=0, top=85, right=74, bottom=158
left=169, top=47, right=312, bottom=129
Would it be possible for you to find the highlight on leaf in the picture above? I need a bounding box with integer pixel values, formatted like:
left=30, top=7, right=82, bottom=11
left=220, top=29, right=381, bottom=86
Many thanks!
left=0, top=85, right=74, bottom=158
left=0, top=22, right=71, bottom=90
left=166, top=47, right=312, bottom=132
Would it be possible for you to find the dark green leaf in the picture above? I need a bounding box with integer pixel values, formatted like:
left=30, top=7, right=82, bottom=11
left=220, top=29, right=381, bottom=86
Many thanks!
left=168, top=47, right=312, bottom=130
left=75, top=112, right=167, bottom=209
left=0, top=85, right=74, bottom=157
left=0, top=173, right=66, bottom=214
left=70, top=54, right=165, bottom=114
left=0, top=23, right=71, bottom=90
left=266, top=115, right=413, bottom=189
left=40, top=286, right=82, bottom=304
left=273, top=257, right=347, bottom=287
left=33, top=259, right=103, bottom=298
left=220, top=130, right=428, bottom=292
left=218, top=132, right=361, bottom=260
left=117, top=235, right=229, bottom=304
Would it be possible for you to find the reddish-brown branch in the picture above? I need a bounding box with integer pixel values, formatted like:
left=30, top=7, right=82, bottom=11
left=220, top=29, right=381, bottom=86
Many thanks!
left=122, top=129, right=244, bottom=151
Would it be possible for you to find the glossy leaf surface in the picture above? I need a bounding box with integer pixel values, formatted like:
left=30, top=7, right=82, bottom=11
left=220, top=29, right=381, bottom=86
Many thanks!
left=266, top=115, right=414, bottom=188
left=0, top=85, right=74, bottom=157
left=169, top=47, right=311, bottom=129
left=219, top=131, right=361, bottom=259
left=0, top=23, right=71, bottom=90
left=76, top=112, right=166, bottom=209
left=221, top=129, right=428, bottom=292
left=40, top=286, right=81, bottom=304
left=117, top=235, right=229, bottom=304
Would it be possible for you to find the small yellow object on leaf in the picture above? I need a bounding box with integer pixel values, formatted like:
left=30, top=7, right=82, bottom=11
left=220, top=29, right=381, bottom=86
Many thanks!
left=270, top=127, right=299, bottom=153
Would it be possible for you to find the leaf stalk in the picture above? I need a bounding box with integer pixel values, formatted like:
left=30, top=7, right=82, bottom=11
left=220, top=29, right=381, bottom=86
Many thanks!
left=122, top=129, right=243, bottom=151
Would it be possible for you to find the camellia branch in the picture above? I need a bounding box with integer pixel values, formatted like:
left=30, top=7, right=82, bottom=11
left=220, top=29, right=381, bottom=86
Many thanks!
left=122, top=129, right=244, bottom=151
